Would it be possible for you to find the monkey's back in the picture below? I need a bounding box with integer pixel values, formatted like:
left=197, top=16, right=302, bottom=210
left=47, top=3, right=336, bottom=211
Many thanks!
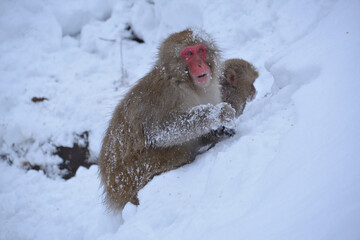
left=98, top=70, right=196, bottom=210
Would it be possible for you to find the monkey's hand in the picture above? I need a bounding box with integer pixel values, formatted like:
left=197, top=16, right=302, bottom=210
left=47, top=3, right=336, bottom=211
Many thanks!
left=202, top=102, right=236, bottom=130
left=148, top=103, right=235, bottom=148
left=198, top=125, right=235, bottom=146
left=214, top=126, right=236, bottom=138
left=197, top=126, right=236, bottom=154
left=217, top=103, right=236, bottom=126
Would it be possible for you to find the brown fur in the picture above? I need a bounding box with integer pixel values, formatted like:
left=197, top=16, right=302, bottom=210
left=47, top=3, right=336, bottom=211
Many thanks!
left=221, top=59, right=258, bottom=116
left=98, top=29, right=235, bottom=211
left=197, top=59, right=259, bottom=149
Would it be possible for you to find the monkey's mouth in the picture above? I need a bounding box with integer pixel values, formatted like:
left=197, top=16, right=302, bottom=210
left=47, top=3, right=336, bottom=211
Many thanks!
left=194, top=73, right=209, bottom=85
left=197, top=73, right=207, bottom=78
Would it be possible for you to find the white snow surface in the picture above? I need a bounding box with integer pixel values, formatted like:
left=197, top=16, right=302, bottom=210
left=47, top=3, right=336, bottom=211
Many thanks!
left=1, top=0, right=360, bottom=239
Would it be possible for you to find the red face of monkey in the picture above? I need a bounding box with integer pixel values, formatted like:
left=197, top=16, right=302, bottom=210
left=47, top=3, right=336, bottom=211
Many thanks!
left=180, top=44, right=210, bottom=86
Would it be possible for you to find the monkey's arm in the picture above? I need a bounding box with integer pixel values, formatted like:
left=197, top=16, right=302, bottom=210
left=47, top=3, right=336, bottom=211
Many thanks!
left=147, top=103, right=235, bottom=148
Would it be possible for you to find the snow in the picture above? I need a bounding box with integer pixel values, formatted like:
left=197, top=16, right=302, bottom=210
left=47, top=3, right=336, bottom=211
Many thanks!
left=1, top=0, right=359, bottom=239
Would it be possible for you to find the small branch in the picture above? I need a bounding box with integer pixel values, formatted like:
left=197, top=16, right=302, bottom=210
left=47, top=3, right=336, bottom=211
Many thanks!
left=98, top=36, right=128, bottom=87
left=32, top=97, right=49, bottom=103
left=119, top=38, right=128, bottom=85
left=98, top=37, right=116, bottom=42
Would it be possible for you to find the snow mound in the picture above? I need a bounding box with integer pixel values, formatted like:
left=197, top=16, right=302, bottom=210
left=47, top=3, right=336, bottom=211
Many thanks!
left=0, top=0, right=359, bottom=240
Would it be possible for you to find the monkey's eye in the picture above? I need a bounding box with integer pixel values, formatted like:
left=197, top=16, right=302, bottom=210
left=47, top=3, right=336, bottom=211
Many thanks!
left=180, top=46, right=196, bottom=61
left=197, top=45, right=207, bottom=57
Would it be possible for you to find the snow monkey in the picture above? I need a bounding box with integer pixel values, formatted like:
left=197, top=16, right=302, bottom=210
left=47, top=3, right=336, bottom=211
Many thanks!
left=221, top=58, right=258, bottom=116
left=99, top=29, right=236, bottom=211
left=197, top=59, right=258, bottom=151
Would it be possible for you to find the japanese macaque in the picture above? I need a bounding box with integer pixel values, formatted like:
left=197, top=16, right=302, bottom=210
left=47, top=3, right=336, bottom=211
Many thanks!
left=98, top=29, right=235, bottom=211
left=197, top=59, right=258, bottom=150
left=221, top=59, right=258, bottom=116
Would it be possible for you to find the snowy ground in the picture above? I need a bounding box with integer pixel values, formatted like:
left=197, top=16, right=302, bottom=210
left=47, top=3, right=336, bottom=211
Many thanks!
left=1, top=0, right=360, bottom=239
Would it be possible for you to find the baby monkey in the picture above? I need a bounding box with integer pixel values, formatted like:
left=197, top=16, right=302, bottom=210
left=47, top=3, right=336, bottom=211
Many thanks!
left=199, top=59, right=258, bottom=149
left=221, top=58, right=258, bottom=117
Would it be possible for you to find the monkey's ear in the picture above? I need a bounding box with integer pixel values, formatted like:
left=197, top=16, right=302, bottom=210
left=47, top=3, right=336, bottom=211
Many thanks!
left=225, top=68, right=236, bottom=84
left=247, top=67, right=259, bottom=84
left=249, top=84, right=257, bottom=100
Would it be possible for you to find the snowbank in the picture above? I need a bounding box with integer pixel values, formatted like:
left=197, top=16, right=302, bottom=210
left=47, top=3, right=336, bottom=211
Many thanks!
left=0, top=0, right=359, bottom=239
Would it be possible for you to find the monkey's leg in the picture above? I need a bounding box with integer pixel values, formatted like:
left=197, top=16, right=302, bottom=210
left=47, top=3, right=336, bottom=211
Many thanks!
left=130, top=195, right=139, bottom=206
